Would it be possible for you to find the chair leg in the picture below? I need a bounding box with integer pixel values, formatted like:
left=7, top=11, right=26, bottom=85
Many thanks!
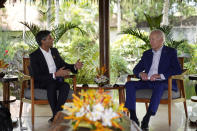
left=19, top=101, right=23, bottom=118
left=168, top=102, right=171, bottom=126
left=183, top=101, right=188, bottom=118
left=145, top=103, right=148, bottom=111
left=32, top=103, right=35, bottom=127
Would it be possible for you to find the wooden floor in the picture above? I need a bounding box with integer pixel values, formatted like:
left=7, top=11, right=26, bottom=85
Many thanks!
left=9, top=100, right=197, bottom=131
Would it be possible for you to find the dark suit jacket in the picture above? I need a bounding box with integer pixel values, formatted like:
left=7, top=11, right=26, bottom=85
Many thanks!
left=29, top=48, right=77, bottom=89
left=133, top=46, right=182, bottom=91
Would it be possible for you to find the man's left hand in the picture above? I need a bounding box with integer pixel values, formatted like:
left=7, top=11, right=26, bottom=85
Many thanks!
left=75, top=59, right=83, bottom=70
left=150, top=74, right=161, bottom=81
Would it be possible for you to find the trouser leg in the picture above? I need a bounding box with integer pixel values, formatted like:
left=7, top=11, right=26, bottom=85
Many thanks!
left=55, top=82, right=70, bottom=115
left=148, top=82, right=166, bottom=115
left=46, top=81, right=57, bottom=117
left=125, top=81, right=147, bottom=110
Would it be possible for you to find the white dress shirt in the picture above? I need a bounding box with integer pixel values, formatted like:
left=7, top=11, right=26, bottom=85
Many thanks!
left=40, top=47, right=56, bottom=79
left=148, top=46, right=165, bottom=80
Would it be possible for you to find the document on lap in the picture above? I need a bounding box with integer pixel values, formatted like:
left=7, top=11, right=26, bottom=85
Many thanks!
left=147, top=77, right=163, bottom=81
left=131, top=78, right=140, bottom=81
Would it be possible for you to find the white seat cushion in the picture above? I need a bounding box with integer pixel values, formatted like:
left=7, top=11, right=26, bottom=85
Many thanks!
left=24, top=88, right=73, bottom=100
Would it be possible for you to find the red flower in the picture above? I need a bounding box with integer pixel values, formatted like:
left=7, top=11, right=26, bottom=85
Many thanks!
left=3, top=50, right=8, bottom=56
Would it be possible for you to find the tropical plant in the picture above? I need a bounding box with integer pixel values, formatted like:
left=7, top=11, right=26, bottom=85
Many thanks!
left=20, top=21, right=85, bottom=53
left=120, top=13, right=187, bottom=50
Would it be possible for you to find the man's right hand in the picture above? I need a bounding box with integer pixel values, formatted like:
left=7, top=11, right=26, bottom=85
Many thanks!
left=55, top=67, right=70, bottom=77
left=139, top=72, right=148, bottom=81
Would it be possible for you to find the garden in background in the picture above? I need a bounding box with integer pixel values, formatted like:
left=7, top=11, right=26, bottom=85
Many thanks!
left=0, top=0, right=197, bottom=99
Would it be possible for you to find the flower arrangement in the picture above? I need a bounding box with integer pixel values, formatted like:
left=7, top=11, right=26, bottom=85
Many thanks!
left=94, top=66, right=108, bottom=87
left=0, top=60, right=9, bottom=69
left=62, top=89, right=127, bottom=131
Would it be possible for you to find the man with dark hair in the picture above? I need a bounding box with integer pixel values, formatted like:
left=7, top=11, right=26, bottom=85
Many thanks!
left=30, top=30, right=83, bottom=123
left=125, top=29, right=182, bottom=129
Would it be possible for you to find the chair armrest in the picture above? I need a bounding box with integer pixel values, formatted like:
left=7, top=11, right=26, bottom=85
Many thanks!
left=167, top=71, right=187, bottom=100
left=127, top=74, right=136, bottom=81
left=20, top=74, right=31, bottom=99
left=169, top=69, right=187, bottom=80
left=182, top=69, right=188, bottom=75
left=23, top=74, right=31, bottom=81
left=64, top=75, right=76, bottom=79
left=64, top=75, right=77, bottom=94
left=20, top=74, right=31, bottom=90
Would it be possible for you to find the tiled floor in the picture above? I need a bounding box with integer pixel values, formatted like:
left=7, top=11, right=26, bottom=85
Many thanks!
left=9, top=100, right=197, bottom=131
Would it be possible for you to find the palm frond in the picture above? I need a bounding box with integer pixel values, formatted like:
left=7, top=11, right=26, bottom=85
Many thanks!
left=166, top=39, right=187, bottom=49
left=144, top=13, right=163, bottom=30
left=24, top=31, right=38, bottom=52
left=120, top=27, right=149, bottom=44
left=51, top=22, right=85, bottom=44
left=20, top=22, right=40, bottom=37
left=157, top=25, right=172, bottom=37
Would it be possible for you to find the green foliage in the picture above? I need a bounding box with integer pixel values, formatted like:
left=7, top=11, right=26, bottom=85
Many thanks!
left=20, top=22, right=40, bottom=36
left=178, top=43, right=197, bottom=74
left=51, top=23, right=85, bottom=45
left=112, top=34, right=146, bottom=77
left=119, top=0, right=164, bottom=28
left=166, top=39, right=187, bottom=49
left=144, top=13, right=163, bottom=30
left=66, top=38, right=99, bottom=84
left=184, top=78, right=196, bottom=99
left=110, top=51, right=131, bottom=84
left=121, top=13, right=188, bottom=51
left=52, top=2, right=99, bottom=84
left=176, top=2, right=197, bottom=17
left=20, top=21, right=84, bottom=53
left=0, top=30, right=24, bottom=62
left=0, top=30, right=10, bottom=60
left=120, top=28, right=149, bottom=46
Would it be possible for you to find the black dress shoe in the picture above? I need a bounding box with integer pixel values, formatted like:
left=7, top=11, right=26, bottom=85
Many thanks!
left=48, top=117, right=54, bottom=124
left=129, top=109, right=139, bottom=126
left=131, top=117, right=139, bottom=126
left=141, top=120, right=149, bottom=130
left=134, top=119, right=140, bottom=126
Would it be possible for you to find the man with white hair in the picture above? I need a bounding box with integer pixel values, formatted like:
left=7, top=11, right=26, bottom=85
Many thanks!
left=125, top=29, right=182, bottom=129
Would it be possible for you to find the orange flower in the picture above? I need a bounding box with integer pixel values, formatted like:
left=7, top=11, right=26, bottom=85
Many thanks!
left=63, top=89, right=126, bottom=130
left=0, top=50, right=9, bottom=69
left=96, top=65, right=107, bottom=77
left=0, top=60, right=9, bottom=68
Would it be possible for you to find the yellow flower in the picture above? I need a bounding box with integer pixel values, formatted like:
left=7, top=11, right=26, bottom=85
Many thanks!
left=96, top=65, right=107, bottom=77
left=63, top=89, right=126, bottom=130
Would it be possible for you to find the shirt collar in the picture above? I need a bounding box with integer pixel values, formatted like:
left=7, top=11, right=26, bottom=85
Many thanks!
left=152, top=45, right=163, bottom=54
left=40, top=47, right=51, bottom=54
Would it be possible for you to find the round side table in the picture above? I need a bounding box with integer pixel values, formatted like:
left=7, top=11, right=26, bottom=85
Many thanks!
left=0, top=75, right=18, bottom=127
left=188, top=74, right=197, bottom=124
left=0, top=75, right=18, bottom=110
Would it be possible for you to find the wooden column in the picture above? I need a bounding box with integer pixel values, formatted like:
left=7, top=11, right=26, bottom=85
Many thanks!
left=99, top=0, right=110, bottom=81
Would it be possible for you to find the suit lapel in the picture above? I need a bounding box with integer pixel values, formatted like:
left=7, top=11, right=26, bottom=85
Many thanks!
left=147, top=50, right=153, bottom=73
left=51, top=48, right=58, bottom=68
left=37, top=48, right=50, bottom=73
left=158, top=46, right=167, bottom=72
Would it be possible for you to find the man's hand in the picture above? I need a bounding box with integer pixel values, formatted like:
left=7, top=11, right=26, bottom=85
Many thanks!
left=75, top=59, right=83, bottom=70
left=139, top=72, right=148, bottom=81
left=55, top=67, right=71, bottom=77
left=150, top=74, right=161, bottom=81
